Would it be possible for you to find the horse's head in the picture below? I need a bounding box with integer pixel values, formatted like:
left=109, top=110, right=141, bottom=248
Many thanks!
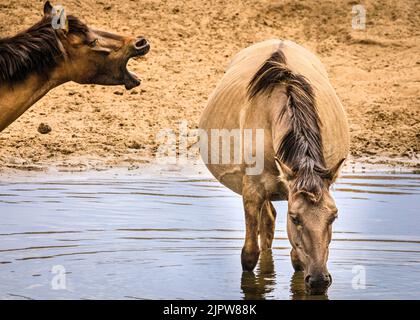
left=43, top=1, right=149, bottom=89
left=275, top=157, right=345, bottom=294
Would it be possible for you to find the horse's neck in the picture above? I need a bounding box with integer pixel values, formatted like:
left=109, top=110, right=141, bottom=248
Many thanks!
left=0, top=73, right=62, bottom=132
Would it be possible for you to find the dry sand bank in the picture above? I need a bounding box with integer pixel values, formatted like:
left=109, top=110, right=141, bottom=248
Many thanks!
left=0, top=0, right=419, bottom=173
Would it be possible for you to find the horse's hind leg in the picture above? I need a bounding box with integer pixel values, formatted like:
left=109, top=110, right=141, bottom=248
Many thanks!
left=259, top=200, right=277, bottom=251
left=241, top=176, right=265, bottom=271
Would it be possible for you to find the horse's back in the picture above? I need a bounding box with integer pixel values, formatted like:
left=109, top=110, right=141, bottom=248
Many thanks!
left=199, top=39, right=349, bottom=194
left=198, top=41, right=279, bottom=194
left=279, top=41, right=350, bottom=167
left=232, top=39, right=349, bottom=169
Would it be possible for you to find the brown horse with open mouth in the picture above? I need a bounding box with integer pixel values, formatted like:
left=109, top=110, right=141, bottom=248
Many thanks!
left=0, top=1, right=150, bottom=132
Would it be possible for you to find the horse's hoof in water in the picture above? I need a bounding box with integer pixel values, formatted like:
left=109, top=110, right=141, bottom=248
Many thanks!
left=241, top=247, right=260, bottom=271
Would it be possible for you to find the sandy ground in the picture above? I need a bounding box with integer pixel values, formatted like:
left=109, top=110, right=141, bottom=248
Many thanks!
left=0, top=0, right=419, bottom=173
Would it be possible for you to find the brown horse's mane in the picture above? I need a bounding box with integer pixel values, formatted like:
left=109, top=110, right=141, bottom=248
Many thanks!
left=247, top=47, right=330, bottom=197
left=0, top=15, right=88, bottom=85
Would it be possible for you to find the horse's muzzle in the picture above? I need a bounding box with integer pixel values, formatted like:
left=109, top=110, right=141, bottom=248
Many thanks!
left=122, top=37, right=150, bottom=90
left=305, top=273, right=332, bottom=295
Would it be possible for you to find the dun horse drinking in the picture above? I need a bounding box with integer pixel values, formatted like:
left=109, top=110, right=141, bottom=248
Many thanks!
left=0, top=1, right=150, bottom=133
left=199, top=39, right=349, bottom=294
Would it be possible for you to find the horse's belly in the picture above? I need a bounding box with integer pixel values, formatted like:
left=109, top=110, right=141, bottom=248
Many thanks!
left=205, top=163, right=244, bottom=195
left=204, top=162, right=285, bottom=200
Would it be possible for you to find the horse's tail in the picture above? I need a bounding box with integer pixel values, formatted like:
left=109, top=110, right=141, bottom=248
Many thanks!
left=247, top=47, right=327, bottom=195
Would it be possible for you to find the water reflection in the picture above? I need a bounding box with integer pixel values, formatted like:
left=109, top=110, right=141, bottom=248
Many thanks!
left=0, top=173, right=419, bottom=299
left=241, top=250, right=276, bottom=299
left=289, top=272, right=328, bottom=300
left=241, top=250, right=329, bottom=300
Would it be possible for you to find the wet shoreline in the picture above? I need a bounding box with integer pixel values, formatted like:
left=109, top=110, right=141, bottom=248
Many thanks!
left=0, top=156, right=418, bottom=183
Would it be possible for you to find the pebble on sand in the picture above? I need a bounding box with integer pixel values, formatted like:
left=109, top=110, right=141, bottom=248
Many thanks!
left=38, top=123, right=52, bottom=134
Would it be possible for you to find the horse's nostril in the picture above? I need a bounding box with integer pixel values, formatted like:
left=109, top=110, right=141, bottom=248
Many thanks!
left=326, top=273, right=332, bottom=283
left=135, top=38, right=148, bottom=48
left=305, top=275, right=311, bottom=284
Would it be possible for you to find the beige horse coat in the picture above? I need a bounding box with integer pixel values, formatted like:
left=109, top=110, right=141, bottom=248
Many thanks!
left=199, top=39, right=350, bottom=279
left=199, top=39, right=349, bottom=198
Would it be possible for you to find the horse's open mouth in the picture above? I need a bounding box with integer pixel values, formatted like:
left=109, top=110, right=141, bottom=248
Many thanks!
left=123, top=42, right=150, bottom=90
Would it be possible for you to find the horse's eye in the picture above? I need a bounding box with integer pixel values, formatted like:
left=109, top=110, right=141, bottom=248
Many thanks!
left=290, top=216, right=301, bottom=226
left=328, top=214, right=338, bottom=225
left=89, top=39, right=98, bottom=47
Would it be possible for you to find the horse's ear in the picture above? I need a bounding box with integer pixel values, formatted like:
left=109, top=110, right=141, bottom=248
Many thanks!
left=43, top=1, right=53, bottom=16
left=327, top=158, right=346, bottom=183
left=274, top=156, right=294, bottom=183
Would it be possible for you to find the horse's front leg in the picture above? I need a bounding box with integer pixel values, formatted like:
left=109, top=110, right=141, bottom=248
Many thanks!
left=241, top=176, right=265, bottom=271
left=259, top=200, right=277, bottom=250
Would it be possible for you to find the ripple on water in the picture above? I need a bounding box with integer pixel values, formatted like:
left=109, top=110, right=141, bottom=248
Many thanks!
left=0, top=173, right=419, bottom=299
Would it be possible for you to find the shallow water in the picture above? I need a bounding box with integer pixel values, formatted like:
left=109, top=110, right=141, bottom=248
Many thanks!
left=0, top=172, right=419, bottom=300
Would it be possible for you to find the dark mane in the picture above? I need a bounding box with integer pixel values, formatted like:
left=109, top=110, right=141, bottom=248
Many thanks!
left=0, top=15, right=88, bottom=85
left=248, top=48, right=329, bottom=197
